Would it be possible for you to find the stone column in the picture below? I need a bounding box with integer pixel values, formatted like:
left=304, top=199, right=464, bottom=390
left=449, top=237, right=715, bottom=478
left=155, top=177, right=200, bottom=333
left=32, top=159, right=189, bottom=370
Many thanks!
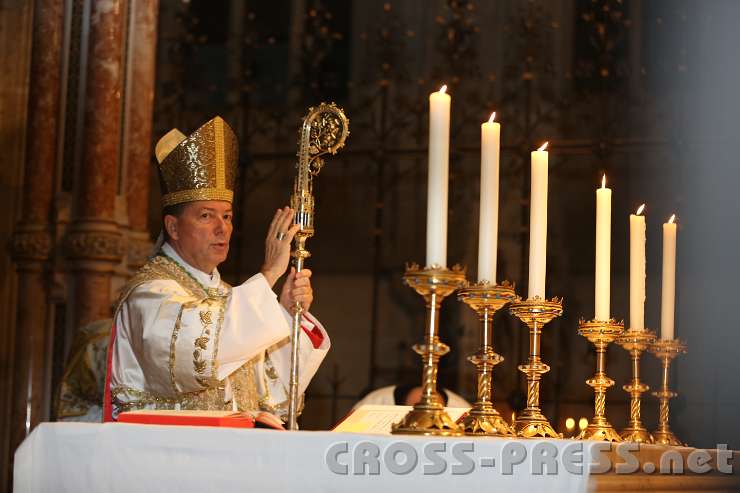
left=124, top=0, right=158, bottom=269
left=9, top=0, right=63, bottom=453
left=67, top=0, right=126, bottom=329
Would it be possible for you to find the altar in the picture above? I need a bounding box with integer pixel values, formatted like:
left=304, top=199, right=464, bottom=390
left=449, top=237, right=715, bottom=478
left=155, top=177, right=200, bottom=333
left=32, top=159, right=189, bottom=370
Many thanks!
left=14, top=423, right=740, bottom=493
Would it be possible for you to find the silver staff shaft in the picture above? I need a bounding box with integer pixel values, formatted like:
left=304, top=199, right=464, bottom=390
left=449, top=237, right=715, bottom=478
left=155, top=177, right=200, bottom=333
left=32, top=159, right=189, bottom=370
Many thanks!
left=288, top=231, right=310, bottom=430
left=287, top=242, right=307, bottom=430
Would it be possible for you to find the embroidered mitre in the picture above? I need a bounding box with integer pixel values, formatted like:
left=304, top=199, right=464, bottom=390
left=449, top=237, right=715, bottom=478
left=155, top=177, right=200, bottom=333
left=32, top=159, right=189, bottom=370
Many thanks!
left=155, top=116, right=238, bottom=207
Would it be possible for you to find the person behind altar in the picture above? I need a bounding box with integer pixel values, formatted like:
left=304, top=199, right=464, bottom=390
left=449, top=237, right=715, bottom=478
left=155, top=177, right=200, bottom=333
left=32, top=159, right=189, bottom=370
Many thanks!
left=353, top=383, right=470, bottom=410
left=104, top=116, right=329, bottom=422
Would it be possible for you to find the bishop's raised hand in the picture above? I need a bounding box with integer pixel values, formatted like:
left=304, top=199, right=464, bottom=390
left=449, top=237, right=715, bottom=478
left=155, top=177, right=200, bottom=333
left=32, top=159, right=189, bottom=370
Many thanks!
left=260, top=206, right=299, bottom=287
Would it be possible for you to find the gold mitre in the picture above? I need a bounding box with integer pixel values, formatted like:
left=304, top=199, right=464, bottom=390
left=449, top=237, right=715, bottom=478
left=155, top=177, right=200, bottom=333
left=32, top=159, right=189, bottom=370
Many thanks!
left=154, top=116, right=238, bottom=207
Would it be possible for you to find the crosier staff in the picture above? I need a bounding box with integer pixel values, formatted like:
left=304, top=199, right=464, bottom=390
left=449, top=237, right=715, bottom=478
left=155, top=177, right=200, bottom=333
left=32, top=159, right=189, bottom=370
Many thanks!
left=287, top=103, right=349, bottom=430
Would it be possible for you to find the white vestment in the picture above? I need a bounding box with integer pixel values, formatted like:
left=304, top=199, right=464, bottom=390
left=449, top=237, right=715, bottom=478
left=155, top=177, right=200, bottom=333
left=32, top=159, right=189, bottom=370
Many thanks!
left=109, top=243, right=329, bottom=421
left=353, top=385, right=471, bottom=409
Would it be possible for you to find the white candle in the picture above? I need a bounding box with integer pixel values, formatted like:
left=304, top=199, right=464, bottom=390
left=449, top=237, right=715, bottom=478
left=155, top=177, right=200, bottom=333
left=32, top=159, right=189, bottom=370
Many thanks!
left=426, top=85, right=451, bottom=268
left=660, top=214, right=677, bottom=340
left=629, top=204, right=646, bottom=331
left=528, top=142, right=549, bottom=299
left=478, top=112, right=501, bottom=283
left=595, top=175, right=611, bottom=321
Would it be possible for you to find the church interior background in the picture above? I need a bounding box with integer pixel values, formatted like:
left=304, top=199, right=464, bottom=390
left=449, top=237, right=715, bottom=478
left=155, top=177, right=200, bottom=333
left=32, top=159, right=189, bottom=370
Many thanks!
left=1, top=0, right=739, bottom=489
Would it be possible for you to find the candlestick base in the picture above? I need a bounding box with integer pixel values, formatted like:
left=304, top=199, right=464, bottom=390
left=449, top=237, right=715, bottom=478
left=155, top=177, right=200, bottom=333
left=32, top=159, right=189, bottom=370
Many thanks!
left=458, top=407, right=515, bottom=436
left=512, top=410, right=562, bottom=439
left=649, top=338, right=688, bottom=446
left=577, top=423, right=623, bottom=442
left=619, top=427, right=654, bottom=444
left=576, top=319, right=624, bottom=442
left=391, top=263, right=467, bottom=437
left=392, top=406, right=465, bottom=437
left=508, top=297, right=563, bottom=439
left=616, top=329, right=656, bottom=443
left=457, top=281, right=518, bottom=436
left=652, top=430, right=684, bottom=447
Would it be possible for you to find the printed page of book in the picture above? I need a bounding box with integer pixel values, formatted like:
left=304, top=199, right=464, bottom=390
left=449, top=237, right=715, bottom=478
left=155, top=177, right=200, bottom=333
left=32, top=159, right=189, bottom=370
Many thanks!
left=331, top=405, right=470, bottom=435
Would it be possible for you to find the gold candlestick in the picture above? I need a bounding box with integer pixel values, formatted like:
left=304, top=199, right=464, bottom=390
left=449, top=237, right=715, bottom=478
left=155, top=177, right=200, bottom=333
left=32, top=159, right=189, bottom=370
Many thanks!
left=649, top=338, right=688, bottom=446
left=457, top=281, right=518, bottom=436
left=391, top=263, right=467, bottom=436
left=576, top=319, right=624, bottom=441
left=508, top=297, right=563, bottom=438
left=616, top=329, right=656, bottom=443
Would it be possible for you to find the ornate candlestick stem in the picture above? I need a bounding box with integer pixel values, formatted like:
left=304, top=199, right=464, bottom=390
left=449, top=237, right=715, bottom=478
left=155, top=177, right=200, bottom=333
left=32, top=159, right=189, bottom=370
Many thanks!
left=616, top=329, right=656, bottom=443
left=649, top=339, right=687, bottom=446
left=457, top=281, right=518, bottom=436
left=391, top=264, right=466, bottom=436
left=508, top=297, right=563, bottom=438
left=576, top=319, right=624, bottom=441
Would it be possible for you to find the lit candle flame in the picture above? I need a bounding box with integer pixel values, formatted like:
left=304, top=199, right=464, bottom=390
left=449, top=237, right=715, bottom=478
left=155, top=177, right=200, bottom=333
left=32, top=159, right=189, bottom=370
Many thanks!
left=439, top=84, right=447, bottom=94
left=668, top=214, right=676, bottom=224
left=601, top=174, right=606, bottom=189
left=636, top=204, right=645, bottom=215
left=489, top=111, right=496, bottom=123
left=537, top=141, right=548, bottom=151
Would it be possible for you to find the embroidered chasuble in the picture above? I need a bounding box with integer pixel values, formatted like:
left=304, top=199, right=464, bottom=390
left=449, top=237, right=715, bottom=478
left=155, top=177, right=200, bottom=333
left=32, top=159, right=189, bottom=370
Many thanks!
left=107, top=243, right=329, bottom=421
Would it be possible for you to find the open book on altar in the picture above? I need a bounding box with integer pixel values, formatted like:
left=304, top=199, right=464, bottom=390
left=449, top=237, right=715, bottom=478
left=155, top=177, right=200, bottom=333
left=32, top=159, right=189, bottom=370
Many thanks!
left=117, top=410, right=285, bottom=430
left=331, top=405, right=470, bottom=435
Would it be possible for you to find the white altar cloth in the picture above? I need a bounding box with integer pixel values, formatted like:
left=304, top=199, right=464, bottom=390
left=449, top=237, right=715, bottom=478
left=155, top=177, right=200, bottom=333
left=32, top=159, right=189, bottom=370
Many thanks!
left=14, top=422, right=593, bottom=493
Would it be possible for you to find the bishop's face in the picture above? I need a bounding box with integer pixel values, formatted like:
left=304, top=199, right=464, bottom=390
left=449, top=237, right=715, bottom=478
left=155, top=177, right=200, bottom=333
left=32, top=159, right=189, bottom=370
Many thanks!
left=165, top=200, right=233, bottom=274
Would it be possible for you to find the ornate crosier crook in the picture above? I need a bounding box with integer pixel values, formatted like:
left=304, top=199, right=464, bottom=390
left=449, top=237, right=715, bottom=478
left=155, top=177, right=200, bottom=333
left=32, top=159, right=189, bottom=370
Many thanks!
left=287, top=103, right=349, bottom=430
